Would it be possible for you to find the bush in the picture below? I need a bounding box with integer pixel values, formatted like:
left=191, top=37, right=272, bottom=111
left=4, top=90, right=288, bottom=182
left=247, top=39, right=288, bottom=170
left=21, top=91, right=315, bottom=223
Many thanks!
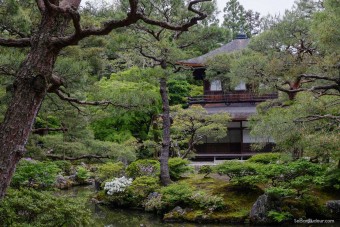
left=11, top=160, right=61, bottom=189
left=322, top=168, right=340, bottom=191
left=76, top=166, right=90, bottom=183
left=190, top=191, right=225, bottom=211
left=144, top=193, right=164, bottom=212
left=126, top=159, right=160, bottom=178
left=0, top=189, right=92, bottom=227
left=168, top=158, right=192, bottom=180
left=215, top=161, right=264, bottom=187
left=160, top=182, right=194, bottom=208
left=268, top=211, right=293, bottom=223
left=247, top=153, right=281, bottom=164
left=104, top=176, right=133, bottom=195
left=127, top=176, right=160, bottom=206
left=53, top=160, right=72, bottom=175
left=198, top=165, right=213, bottom=178
left=265, top=186, right=295, bottom=199
left=97, top=162, right=124, bottom=181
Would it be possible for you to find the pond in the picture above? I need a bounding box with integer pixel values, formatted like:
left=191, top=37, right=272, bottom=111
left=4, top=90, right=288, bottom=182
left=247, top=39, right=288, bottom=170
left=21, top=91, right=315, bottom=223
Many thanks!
left=59, top=186, right=338, bottom=227
left=58, top=185, right=240, bottom=227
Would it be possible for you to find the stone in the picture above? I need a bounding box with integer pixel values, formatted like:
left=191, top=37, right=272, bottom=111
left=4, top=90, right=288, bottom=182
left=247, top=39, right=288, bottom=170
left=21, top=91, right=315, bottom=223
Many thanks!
left=326, top=200, right=340, bottom=220
left=250, top=194, right=275, bottom=224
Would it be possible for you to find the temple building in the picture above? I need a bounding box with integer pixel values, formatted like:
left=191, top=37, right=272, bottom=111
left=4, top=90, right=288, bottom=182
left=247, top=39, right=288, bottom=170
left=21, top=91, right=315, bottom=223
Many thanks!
left=178, top=34, right=276, bottom=162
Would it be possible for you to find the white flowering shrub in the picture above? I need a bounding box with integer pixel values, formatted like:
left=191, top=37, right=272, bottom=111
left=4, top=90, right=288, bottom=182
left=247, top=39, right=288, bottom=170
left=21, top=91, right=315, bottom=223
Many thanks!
left=104, top=176, right=133, bottom=195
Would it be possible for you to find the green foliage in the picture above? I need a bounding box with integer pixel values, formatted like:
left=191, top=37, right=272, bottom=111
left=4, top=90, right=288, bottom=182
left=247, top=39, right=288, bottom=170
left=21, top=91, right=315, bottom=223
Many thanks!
left=168, top=158, right=192, bottom=180
left=11, top=160, right=61, bottom=189
left=319, top=168, right=340, bottom=191
left=97, top=161, right=124, bottom=181
left=198, top=165, right=213, bottom=178
left=190, top=191, right=225, bottom=211
left=127, top=176, right=160, bottom=206
left=126, top=159, right=160, bottom=178
left=160, top=182, right=194, bottom=208
left=0, top=188, right=92, bottom=227
left=171, top=105, right=230, bottom=158
left=75, top=167, right=90, bottom=183
left=265, top=187, right=295, bottom=199
left=247, top=153, right=281, bottom=164
left=52, top=160, right=72, bottom=175
left=215, top=160, right=263, bottom=187
left=268, top=210, right=293, bottom=223
left=144, top=194, right=164, bottom=212
left=89, top=67, right=161, bottom=143
left=35, top=134, right=137, bottom=163
left=168, top=79, right=191, bottom=106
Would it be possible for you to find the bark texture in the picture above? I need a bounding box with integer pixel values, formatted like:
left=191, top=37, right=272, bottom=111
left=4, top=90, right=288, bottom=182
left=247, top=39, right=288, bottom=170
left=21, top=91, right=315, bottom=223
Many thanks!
left=159, top=77, right=172, bottom=186
left=0, top=9, right=74, bottom=199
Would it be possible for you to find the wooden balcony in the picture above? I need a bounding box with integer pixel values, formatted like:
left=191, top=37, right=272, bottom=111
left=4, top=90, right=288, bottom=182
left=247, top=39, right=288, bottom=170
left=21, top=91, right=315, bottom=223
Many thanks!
left=188, top=93, right=278, bottom=105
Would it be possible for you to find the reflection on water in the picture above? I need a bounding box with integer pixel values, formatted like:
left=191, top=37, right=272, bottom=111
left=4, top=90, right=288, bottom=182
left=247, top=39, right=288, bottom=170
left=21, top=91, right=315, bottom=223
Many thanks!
left=58, top=186, right=235, bottom=227
left=58, top=186, right=339, bottom=227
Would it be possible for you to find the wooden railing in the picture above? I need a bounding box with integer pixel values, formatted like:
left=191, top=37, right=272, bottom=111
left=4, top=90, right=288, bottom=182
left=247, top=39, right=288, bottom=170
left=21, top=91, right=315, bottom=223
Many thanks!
left=188, top=93, right=278, bottom=104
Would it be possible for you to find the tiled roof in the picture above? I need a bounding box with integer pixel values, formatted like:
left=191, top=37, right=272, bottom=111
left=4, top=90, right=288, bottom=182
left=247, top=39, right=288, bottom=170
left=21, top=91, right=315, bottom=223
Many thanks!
left=204, top=103, right=257, bottom=120
left=178, top=38, right=250, bottom=66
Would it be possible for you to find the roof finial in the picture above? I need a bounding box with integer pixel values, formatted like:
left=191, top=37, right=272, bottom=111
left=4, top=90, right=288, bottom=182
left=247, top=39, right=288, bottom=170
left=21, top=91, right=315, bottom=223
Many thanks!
left=236, top=28, right=248, bottom=39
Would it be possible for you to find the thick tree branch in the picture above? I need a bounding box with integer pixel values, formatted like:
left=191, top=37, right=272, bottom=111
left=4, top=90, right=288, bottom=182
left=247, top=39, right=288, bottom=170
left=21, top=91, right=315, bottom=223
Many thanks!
left=294, top=114, right=340, bottom=123
left=0, top=25, right=28, bottom=38
left=0, top=38, right=31, bottom=47
left=54, top=89, right=137, bottom=109
left=32, top=127, right=68, bottom=134
left=138, top=0, right=210, bottom=32
left=46, top=154, right=110, bottom=161
left=52, top=0, right=210, bottom=48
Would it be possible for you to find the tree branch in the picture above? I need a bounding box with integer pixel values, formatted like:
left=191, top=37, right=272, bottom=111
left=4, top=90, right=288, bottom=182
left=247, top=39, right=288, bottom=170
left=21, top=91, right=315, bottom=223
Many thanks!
left=137, top=0, right=210, bottom=32
left=0, top=65, right=16, bottom=76
left=54, top=89, right=137, bottom=109
left=35, top=0, right=46, bottom=13
left=46, top=154, right=110, bottom=161
left=0, top=37, right=31, bottom=47
left=52, top=0, right=211, bottom=48
left=32, top=127, right=68, bottom=134
left=294, top=114, right=340, bottom=123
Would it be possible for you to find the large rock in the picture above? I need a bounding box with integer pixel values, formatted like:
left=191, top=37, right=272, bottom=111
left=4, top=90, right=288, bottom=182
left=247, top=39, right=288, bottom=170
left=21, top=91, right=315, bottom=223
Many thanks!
left=326, top=200, right=340, bottom=220
left=55, top=175, right=73, bottom=189
left=250, top=194, right=275, bottom=224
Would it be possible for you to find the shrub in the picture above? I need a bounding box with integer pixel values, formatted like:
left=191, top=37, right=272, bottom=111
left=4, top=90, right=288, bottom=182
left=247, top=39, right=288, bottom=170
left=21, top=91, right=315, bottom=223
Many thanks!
left=53, top=160, right=72, bottom=175
left=160, top=182, right=194, bottom=208
left=168, top=158, right=192, bottom=180
left=0, top=189, right=92, bottom=227
left=247, top=153, right=281, bottom=164
left=76, top=166, right=90, bottom=183
left=126, top=159, right=160, bottom=178
left=268, top=211, right=293, bottom=223
left=321, top=168, right=340, bottom=191
left=198, top=165, right=213, bottom=178
left=190, top=191, right=225, bottom=211
left=215, top=161, right=264, bottom=187
left=104, top=176, right=133, bottom=195
left=127, top=176, right=160, bottom=206
left=11, top=160, right=61, bottom=189
left=144, top=193, right=164, bottom=212
left=265, top=186, right=295, bottom=199
left=97, top=162, right=124, bottom=181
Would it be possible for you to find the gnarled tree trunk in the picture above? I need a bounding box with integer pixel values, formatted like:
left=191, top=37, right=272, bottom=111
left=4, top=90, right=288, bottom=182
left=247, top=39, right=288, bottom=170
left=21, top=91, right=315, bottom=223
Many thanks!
left=0, top=11, right=73, bottom=199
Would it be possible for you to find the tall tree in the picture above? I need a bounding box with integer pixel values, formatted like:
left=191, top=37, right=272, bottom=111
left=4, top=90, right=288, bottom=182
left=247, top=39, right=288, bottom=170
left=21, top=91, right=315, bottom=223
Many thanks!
left=0, top=0, right=211, bottom=199
left=223, top=0, right=261, bottom=38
